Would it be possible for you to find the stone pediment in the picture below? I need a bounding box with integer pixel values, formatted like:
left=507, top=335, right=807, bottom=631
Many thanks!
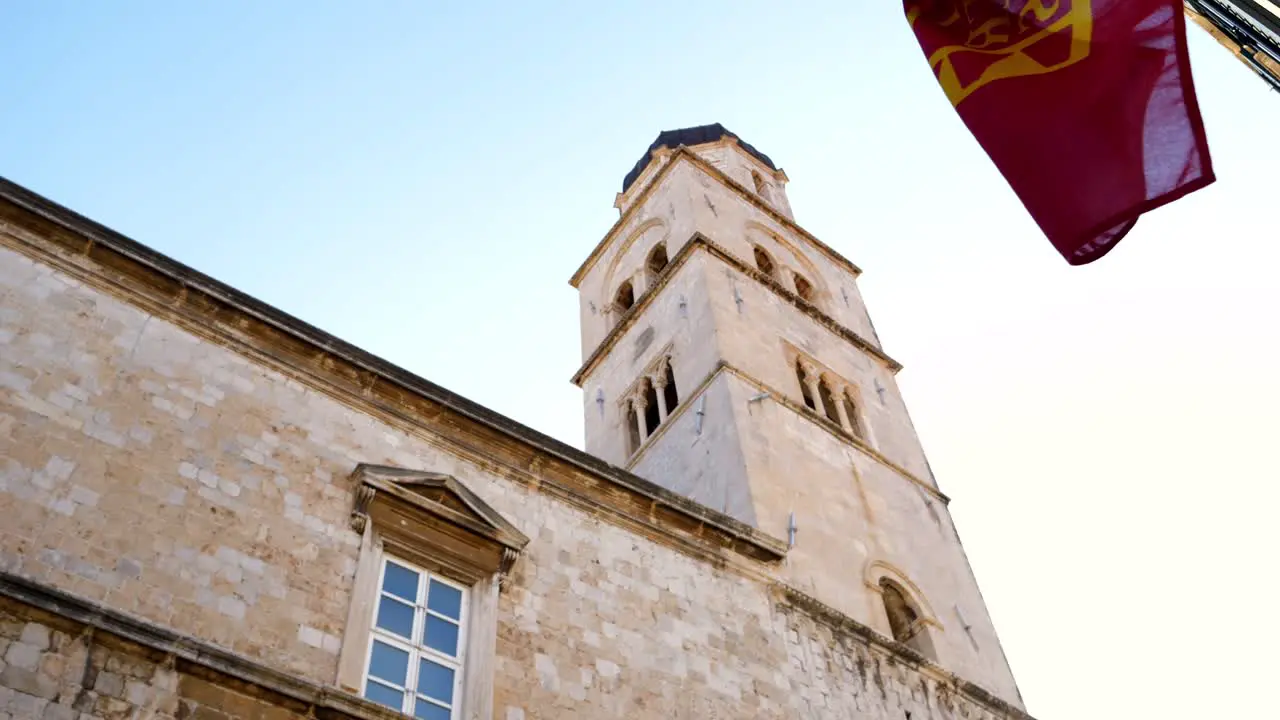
left=348, top=464, right=529, bottom=581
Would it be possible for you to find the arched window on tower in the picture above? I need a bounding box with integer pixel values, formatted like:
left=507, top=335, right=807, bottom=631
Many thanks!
left=817, top=377, right=840, bottom=425
left=793, top=274, right=814, bottom=303
left=662, top=361, right=678, bottom=413
left=795, top=359, right=816, bottom=411
left=646, top=244, right=669, bottom=276
left=753, top=246, right=776, bottom=278
left=841, top=390, right=863, bottom=440
left=625, top=401, right=641, bottom=455
left=613, top=280, right=635, bottom=315
left=642, top=378, right=661, bottom=436
left=879, top=579, right=936, bottom=660
left=751, top=170, right=767, bottom=195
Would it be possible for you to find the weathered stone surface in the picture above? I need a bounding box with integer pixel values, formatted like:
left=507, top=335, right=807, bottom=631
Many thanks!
left=571, top=142, right=1022, bottom=701
left=0, top=154, right=1031, bottom=719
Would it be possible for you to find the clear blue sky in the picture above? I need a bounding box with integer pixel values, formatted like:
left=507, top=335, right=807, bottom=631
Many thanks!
left=3, top=3, right=1277, bottom=718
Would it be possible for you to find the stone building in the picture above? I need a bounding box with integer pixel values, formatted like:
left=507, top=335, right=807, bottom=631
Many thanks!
left=0, top=125, right=1034, bottom=719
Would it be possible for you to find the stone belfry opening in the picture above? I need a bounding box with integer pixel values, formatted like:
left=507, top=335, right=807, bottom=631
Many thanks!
left=568, top=123, right=1027, bottom=707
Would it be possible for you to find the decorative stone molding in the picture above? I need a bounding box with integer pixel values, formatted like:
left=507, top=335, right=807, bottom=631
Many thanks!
left=337, top=464, right=530, bottom=719
left=346, top=463, right=529, bottom=585
left=863, top=559, right=943, bottom=631
left=641, top=360, right=948, bottom=505
left=799, top=361, right=821, bottom=383
left=574, top=145, right=861, bottom=289
left=572, top=233, right=900, bottom=388
left=349, top=484, right=376, bottom=534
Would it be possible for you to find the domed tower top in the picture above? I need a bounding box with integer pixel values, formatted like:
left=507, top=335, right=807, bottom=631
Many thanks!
left=614, top=123, right=794, bottom=219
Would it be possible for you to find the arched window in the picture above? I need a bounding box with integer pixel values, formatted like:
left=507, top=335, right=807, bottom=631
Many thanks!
left=625, top=401, right=641, bottom=455
left=842, top=391, right=863, bottom=439
left=879, top=579, right=936, bottom=659
left=795, top=359, right=816, bottom=411
left=613, top=280, right=635, bottom=314
left=663, top=361, right=678, bottom=413
left=793, top=274, right=814, bottom=303
left=642, top=378, right=661, bottom=435
left=753, top=246, right=775, bottom=278
left=817, top=377, right=840, bottom=425
left=646, top=244, right=669, bottom=276
left=752, top=170, right=767, bottom=195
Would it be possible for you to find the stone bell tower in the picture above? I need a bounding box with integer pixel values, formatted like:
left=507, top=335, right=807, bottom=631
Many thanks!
left=568, top=124, right=1025, bottom=707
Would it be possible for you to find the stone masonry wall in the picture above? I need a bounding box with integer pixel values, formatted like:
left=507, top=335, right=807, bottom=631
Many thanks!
left=0, top=229, right=1027, bottom=718
left=0, top=600, right=265, bottom=720
left=0, top=587, right=405, bottom=720
left=494, top=484, right=1016, bottom=719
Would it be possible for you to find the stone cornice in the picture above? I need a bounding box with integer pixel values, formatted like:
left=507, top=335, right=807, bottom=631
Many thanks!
left=0, top=178, right=788, bottom=570
left=0, top=571, right=406, bottom=720
left=572, top=233, right=901, bottom=387
left=568, top=145, right=862, bottom=288
left=772, top=584, right=1034, bottom=720
left=717, top=135, right=791, bottom=184
left=718, top=364, right=948, bottom=504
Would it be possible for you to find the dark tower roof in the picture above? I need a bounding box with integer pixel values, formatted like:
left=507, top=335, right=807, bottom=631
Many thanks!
left=621, top=123, right=778, bottom=192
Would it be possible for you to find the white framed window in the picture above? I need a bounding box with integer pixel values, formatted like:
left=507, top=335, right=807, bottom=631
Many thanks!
left=336, top=465, right=529, bottom=720
left=363, top=556, right=469, bottom=719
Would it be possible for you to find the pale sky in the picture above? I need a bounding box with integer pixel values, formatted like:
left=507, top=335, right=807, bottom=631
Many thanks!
left=3, top=3, right=1277, bottom=718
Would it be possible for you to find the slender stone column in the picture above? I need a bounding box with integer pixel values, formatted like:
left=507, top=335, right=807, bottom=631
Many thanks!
left=831, top=382, right=854, bottom=434
left=633, top=393, right=649, bottom=443
left=653, top=372, right=669, bottom=422
left=801, top=362, right=823, bottom=413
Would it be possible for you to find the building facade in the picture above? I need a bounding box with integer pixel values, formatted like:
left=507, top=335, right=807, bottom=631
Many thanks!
left=0, top=126, right=1033, bottom=719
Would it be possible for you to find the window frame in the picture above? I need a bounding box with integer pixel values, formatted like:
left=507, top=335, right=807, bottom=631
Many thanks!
left=363, top=555, right=470, bottom=718
left=335, top=465, right=529, bottom=720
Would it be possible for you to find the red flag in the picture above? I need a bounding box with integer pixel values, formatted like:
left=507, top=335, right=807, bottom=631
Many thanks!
left=905, top=0, right=1215, bottom=264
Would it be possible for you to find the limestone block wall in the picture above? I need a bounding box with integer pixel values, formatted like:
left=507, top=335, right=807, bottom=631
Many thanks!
left=628, top=373, right=755, bottom=524
left=720, top=369, right=1021, bottom=702
left=0, top=242, right=365, bottom=685
left=0, top=600, right=303, bottom=720
left=0, top=545, right=1021, bottom=720
left=0, top=228, right=1027, bottom=716
left=0, top=581, right=406, bottom=720
left=577, top=149, right=879, bottom=369
left=579, top=253, right=723, bottom=466
left=616, top=355, right=1019, bottom=701
left=687, top=143, right=795, bottom=220
left=682, top=161, right=880, bottom=346
left=576, top=160, right=700, bottom=360
left=495, top=485, right=1020, bottom=718
left=701, top=257, right=930, bottom=482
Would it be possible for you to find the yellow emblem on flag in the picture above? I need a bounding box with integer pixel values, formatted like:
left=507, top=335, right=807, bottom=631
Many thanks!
left=908, top=0, right=1093, bottom=106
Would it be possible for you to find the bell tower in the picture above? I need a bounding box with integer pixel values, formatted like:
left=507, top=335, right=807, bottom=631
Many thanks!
left=569, top=124, right=1024, bottom=707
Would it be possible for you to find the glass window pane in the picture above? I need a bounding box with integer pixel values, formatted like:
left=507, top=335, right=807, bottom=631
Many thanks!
left=427, top=579, right=463, bottom=620
left=423, top=615, right=460, bottom=656
left=417, top=658, right=456, bottom=703
left=375, top=597, right=414, bottom=639
left=368, top=640, right=410, bottom=685
left=414, top=698, right=452, bottom=720
left=382, top=562, right=419, bottom=601
left=364, top=680, right=404, bottom=710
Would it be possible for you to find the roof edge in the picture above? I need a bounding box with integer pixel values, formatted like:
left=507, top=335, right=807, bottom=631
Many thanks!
left=0, top=176, right=789, bottom=566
